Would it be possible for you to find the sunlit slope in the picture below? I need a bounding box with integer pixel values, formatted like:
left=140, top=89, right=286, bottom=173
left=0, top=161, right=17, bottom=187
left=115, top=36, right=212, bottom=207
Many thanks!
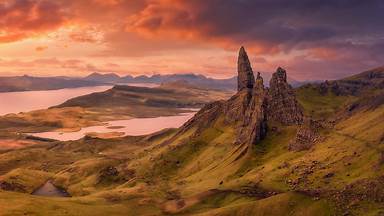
left=0, top=68, right=383, bottom=215
left=133, top=85, right=384, bottom=215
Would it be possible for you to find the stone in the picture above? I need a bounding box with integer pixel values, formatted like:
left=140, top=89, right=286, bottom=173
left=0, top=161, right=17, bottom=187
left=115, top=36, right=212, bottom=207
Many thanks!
left=0, top=181, right=26, bottom=192
left=324, top=172, right=335, bottom=178
left=97, top=166, right=121, bottom=184
left=237, top=46, right=255, bottom=91
left=289, top=117, right=320, bottom=151
left=268, top=67, right=303, bottom=125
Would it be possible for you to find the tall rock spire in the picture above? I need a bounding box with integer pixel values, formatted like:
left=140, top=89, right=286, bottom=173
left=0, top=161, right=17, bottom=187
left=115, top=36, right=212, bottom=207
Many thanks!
left=237, top=46, right=255, bottom=91
left=268, top=67, right=303, bottom=125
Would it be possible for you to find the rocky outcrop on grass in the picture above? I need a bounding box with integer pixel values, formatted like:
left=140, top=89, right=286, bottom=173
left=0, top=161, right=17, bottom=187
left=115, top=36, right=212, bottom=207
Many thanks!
left=289, top=117, right=321, bottom=151
left=235, top=72, right=268, bottom=146
left=179, top=47, right=303, bottom=150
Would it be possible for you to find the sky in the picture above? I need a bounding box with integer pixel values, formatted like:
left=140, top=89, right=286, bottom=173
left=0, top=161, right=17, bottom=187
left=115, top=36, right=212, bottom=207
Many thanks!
left=0, top=0, right=383, bottom=81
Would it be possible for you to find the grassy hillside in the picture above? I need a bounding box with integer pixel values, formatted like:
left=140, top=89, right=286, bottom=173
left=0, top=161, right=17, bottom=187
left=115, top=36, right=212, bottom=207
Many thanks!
left=56, top=85, right=232, bottom=110
left=0, top=69, right=383, bottom=215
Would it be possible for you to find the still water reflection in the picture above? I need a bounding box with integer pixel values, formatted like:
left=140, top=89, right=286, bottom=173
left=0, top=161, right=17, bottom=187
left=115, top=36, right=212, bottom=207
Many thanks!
left=29, top=112, right=195, bottom=141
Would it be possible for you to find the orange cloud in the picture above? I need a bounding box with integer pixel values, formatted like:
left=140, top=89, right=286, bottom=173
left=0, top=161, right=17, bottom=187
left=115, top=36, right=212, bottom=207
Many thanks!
left=68, top=27, right=104, bottom=43
left=308, top=47, right=340, bottom=60
left=35, top=46, right=48, bottom=52
left=0, top=0, right=383, bottom=81
left=0, top=0, right=68, bottom=43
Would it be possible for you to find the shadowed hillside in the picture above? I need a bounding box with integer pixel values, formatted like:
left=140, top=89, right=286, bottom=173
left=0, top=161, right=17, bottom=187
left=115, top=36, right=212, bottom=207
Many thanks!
left=56, top=84, right=233, bottom=110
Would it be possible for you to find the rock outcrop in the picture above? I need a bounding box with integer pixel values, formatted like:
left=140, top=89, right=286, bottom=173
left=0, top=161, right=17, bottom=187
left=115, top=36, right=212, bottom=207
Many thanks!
left=235, top=72, right=268, bottom=146
left=179, top=47, right=304, bottom=151
left=237, top=46, right=255, bottom=91
left=268, top=67, right=303, bottom=125
left=289, top=117, right=320, bottom=151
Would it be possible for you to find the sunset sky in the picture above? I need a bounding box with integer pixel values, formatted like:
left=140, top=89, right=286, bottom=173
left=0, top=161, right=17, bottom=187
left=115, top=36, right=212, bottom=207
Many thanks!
left=0, top=0, right=383, bottom=80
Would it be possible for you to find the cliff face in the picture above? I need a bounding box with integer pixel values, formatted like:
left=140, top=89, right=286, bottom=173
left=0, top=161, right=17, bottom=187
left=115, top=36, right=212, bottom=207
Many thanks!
left=180, top=47, right=303, bottom=149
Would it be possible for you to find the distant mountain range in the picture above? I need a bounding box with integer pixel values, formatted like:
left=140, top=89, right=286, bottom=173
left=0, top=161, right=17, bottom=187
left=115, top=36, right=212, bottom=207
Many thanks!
left=0, top=75, right=101, bottom=92
left=0, top=72, right=309, bottom=93
left=83, top=72, right=238, bottom=90
left=83, top=72, right=307, bottom=88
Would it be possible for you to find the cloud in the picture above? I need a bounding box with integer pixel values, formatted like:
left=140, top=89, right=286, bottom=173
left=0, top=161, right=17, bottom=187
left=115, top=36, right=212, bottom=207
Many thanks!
left=126, top=0, right=384, bottom=53
left=35, top=46, right=48, bottom=52
left=0, top=0, right=68, bottom=43
left=68, top=27, right=104, bottom=43
left=123, top=0, right=384, bottom=79
left=0, top=0, right=384, bottom=80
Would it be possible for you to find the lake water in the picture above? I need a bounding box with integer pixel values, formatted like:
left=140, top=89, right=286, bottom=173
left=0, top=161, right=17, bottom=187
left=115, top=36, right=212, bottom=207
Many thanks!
left=0, top=83, right=159, bottom=116
left=0, top=83, right=196, bottom=141
left=29, top=112, right=196, bottom=141
left=0, top=86, right=112, bottom=116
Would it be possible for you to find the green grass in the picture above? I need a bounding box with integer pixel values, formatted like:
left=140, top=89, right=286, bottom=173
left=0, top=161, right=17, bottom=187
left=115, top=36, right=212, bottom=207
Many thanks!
left=178, top=191, right=259, bottom=215
left=296, top=85, right=356, bottom=119
left=0, top=191, right=162, bottom=216
left=0, top=84, right=383, bottom=215
left=193, top=192, right=333, bottom=216
left=0, top=168, right=52, bottom=193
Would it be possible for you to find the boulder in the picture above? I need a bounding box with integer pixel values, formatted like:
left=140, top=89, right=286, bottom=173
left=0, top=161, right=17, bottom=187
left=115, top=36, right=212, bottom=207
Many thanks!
left=289, top=117, right=320, bottom=151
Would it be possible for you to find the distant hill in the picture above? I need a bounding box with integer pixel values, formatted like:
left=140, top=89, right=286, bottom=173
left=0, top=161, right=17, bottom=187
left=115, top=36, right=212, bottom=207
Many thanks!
left=84, top=72, right=122, bottom=83
left=0, top=71, right=312, bottom=93
left=83, top=72, right=237, bottom=90
left=300, top=66, right=384, bottom=96
left=54, top=84, right=233, bottom=112
left=0, top=75, right=103, bottom=92
left=82, top=72, right=308, bottom=90
left=0, top=73, right=237, bottom=92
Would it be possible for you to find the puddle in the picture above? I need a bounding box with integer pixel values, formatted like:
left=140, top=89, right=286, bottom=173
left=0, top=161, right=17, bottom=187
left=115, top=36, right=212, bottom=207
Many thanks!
left=32, top=180, right=71, bottom=197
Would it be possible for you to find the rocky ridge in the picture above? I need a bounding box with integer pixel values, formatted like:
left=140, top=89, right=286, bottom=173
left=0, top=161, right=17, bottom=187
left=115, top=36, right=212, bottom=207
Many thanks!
left=180, top=47, right=305, bottom=150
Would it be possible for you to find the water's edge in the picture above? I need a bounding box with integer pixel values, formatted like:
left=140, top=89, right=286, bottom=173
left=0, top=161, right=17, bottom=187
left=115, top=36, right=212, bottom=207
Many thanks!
left=31, top=180, right=71, bottom=197
left=28, top=112, right=197, bottom=141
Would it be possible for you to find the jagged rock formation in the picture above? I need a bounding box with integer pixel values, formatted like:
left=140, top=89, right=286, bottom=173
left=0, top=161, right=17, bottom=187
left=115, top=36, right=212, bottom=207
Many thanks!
left=179, top=47, right=303, bottom=150
left=289, top=117, right=320, bottom=151
left=268, top=67, right=303, bottom=125
left=235, top=73, right=268, bottom=146
left=237, top=46, right=255, bottom=91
